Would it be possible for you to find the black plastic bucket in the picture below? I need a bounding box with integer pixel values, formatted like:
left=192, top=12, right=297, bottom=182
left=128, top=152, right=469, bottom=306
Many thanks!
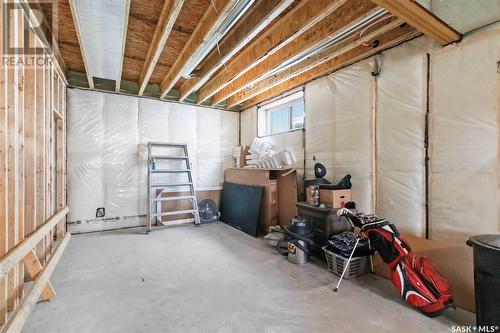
left=466, top=235, right=500, bottom=327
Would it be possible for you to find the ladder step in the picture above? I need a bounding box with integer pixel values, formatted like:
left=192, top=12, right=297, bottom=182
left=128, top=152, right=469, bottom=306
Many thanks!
left=157, top=218, right=195, bottom=226
left=153, top=210, right=197, bottom=217
left=149, top=142, right=187, bottom=147
left=151, top=182, right=193, bottom=187
left=151, top=169, right=191, bottom=173
left=153, top=196, right=195, bottom=202
left=151, top=155, right=189, bottom=160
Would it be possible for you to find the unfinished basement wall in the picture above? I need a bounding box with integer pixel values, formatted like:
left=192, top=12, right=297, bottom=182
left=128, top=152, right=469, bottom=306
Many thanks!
left=67, top=89, right=239, bottom=233
left=240, top=22, right=500, bottom=243
left=0, top=7, right=68, bottom=329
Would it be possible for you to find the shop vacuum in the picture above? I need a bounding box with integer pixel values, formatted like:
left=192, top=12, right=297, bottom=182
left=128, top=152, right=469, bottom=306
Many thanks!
left=278, top=216, right=314, bottom=265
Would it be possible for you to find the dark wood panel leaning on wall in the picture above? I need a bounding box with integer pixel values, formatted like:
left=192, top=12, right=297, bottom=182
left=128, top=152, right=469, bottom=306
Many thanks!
left=0, top=4, right=69, bottom=332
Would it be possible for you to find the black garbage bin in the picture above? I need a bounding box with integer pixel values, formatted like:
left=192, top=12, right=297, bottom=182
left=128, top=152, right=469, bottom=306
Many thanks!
left=466, top=235, right=500, bottom=327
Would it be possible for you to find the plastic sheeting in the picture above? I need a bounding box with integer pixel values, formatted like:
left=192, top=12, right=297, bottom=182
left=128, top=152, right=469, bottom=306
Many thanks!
left=376, top=37, right=432, bottom=237
left=67, top=89, right=238, bottom=233
left=429, top=24, right=500, bottom=243
left=72, top=0, right=129, bottom=80
left=305, top=60, right=374, bottom=213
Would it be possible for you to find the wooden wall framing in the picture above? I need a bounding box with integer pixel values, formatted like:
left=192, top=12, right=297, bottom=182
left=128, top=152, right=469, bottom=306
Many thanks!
left=1, top=4, right=69, bottom=332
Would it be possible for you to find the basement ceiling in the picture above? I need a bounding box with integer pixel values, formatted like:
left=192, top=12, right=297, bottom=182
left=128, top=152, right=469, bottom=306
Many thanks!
left=40, top=0, right=492, bottom=110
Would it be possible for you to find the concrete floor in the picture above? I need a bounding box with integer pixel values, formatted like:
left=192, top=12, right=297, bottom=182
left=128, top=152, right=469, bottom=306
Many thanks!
left=24, top=222, right=474, bottom=333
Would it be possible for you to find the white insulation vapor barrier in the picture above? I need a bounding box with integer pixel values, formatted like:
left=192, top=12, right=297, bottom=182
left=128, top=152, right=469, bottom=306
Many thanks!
left=429, top=24, right=500, bottom=243
left=305, top=60, right=374, bottom=213
left=375, top=37, right=432, bottom=237
left=72, top=0, right=129, bottom=80
left=67, top=89, right=239, bottom=233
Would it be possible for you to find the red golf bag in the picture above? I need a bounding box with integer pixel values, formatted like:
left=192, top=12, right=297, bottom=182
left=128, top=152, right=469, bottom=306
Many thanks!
left=339, top=208, right=454, bottom=317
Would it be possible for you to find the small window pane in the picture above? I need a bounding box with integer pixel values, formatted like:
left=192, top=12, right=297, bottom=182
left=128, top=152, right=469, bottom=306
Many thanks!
left=291, top=102, right=304, bottom=129
left=271, top=108, right=289, bottom=134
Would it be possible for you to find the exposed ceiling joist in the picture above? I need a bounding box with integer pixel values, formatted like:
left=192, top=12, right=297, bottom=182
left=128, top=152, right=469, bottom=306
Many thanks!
left=241, top=24, right=421, bottom=109
left=211, top=0, right=379, bottom=106
left=369, top=0, right=461, bottom=45
left=178, top=0, right=293, bottom=101
left=68, top=0, right=94, bottom=89
left=227, top=17, right=405, bottom=108
left=159, top=0, right=239, bottom=99
left=138, top=0, right=184, bottom=95
left=116, top=0, right=131, bottom=92
left=196, top=0, right=349, bottom=104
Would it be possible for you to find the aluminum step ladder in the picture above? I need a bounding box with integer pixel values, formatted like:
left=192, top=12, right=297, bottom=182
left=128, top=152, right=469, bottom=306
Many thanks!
left=146, top=142, right=200, bottom=233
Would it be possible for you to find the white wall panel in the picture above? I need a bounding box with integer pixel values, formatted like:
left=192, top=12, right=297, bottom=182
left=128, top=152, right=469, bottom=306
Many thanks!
left=305, top=60, right=374, bottom=212
left=429, top=24, right=500, bottom=243
left=376, top=38, right=432, bottom=237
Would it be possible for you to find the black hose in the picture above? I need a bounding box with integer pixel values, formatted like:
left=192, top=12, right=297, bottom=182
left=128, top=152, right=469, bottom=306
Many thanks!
left=283, top=227, right=314, bottom=245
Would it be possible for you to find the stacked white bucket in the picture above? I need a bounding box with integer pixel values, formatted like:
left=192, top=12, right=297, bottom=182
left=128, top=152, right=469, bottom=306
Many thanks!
left=246, top=138, right=297, bottom=169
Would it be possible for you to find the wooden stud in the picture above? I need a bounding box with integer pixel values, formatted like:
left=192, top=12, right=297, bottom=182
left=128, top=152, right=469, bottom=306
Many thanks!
left=212, top=0, right=379, bottom=106
left=241, top=26, right=421, bottom=109
left=159, top=0, right=238, bottom=98
left=55, top=119, right=65, bottom=239
left=7, top=8, right=20, bottom=312
left=16, top=7, right=26, bottom=304
left=369, top=0, right=460, bottom=45
left=24, top=31, right=37, bottom=237
left=0, top=1, right=8, bottom=325
left=227, top=18, right=405, bottom=107
left=138, top=0, right=184, bottom=95
left=35, top=38, right=46, bottom=265
left=178, top=0, right=293, bottom=101
left=196, top=0, right=348, bottom=104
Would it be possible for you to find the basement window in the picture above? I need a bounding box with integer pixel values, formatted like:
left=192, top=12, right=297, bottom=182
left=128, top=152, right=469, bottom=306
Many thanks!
left=258, top=91, right=304, bottom=136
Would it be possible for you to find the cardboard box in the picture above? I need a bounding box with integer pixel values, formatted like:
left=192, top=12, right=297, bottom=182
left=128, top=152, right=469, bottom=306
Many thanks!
left=319, top=189, right=351, bottom=208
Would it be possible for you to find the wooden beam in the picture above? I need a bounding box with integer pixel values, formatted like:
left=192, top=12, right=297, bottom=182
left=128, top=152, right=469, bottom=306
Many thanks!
left=228, top=17, right=404, bottom=108
left=0, top=207, right=68, bottom=279
left=137, top=0, right=184, bottom=95
left=369, top=0, right=460, bottom=45
left=116, top=0, right=132, bottom=92
left=159, top=0, right=238, bottom=98
left=68, top=0, right=94, bottom=89
left=178, top=0, right=293, bottom=101
left=1, top=233, right=70, bottom=333
left=212, top=0, right=379, bottom=106
left=196, top=0, right=348, bottom=104
left=241, top=25, right=421, bottom=109
left=22, top=251, right=55, bottom=302
left=0, top=2, right=7, bottom=322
